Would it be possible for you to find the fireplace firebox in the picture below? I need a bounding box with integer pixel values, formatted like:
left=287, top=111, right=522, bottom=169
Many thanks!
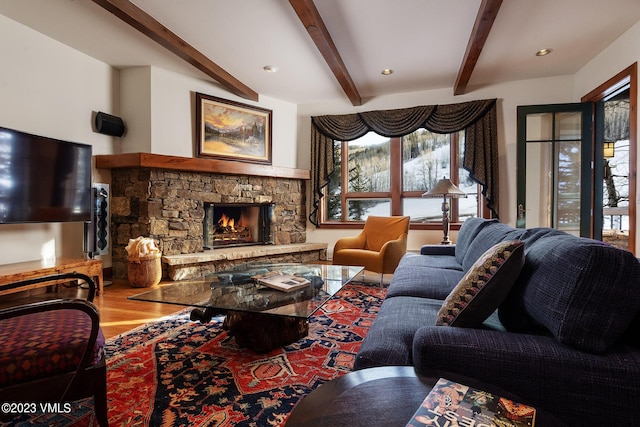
left=203, top=202, right=274, bottom=249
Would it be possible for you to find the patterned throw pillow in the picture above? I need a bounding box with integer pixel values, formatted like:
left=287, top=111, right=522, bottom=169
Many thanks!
left=436, top=240, right=525, bottom=327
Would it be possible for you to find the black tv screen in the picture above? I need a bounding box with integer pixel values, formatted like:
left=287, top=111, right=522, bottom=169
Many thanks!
left=0, top=126, right=92, bottom=223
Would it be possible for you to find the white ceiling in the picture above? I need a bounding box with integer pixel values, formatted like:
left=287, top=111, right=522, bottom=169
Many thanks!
left=1, top=0, right=640, bottom=105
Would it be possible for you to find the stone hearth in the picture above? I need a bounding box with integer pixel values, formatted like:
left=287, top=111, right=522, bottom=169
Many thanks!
left=163, top=243, right=328, bottom=280
left=96, top=153, right=322, bottom=280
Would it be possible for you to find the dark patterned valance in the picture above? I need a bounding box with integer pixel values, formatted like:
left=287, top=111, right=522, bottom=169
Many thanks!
left=309, top=99, right=498, bottom=225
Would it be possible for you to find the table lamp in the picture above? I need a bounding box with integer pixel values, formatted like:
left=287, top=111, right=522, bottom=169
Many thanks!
left=422, top=177, right=467, bottom=244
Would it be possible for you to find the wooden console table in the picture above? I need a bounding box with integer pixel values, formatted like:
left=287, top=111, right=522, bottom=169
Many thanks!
left=0, top=258, right=104, bottom=297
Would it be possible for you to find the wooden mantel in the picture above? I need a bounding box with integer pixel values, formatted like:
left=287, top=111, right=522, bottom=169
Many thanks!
left=95, top=152, right=310, bottom=180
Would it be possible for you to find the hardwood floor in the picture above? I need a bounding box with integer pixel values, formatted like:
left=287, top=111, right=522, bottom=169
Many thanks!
left=94, top=280, right=183, bottom=339
left=0, top=279, right=180, bottom=339
left=0, top=266, right=387, bottom=340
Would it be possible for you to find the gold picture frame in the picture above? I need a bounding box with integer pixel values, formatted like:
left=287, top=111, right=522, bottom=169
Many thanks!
left=196, top=92, right=272, bottom=164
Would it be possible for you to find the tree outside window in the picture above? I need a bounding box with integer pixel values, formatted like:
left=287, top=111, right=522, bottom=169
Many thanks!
left=322, top=129, right=482, bottom=226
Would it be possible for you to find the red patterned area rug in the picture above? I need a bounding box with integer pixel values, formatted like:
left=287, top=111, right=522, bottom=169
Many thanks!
left=5, top=282, right=385, bottom=427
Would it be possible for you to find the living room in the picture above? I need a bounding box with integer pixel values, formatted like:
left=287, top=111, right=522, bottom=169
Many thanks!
left=1, top=1, right=639, bottom=268
left=1, top=1, right=640, bottom=426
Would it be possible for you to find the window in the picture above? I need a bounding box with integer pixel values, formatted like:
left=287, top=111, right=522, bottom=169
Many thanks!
left=321, top=129, right=482, bottom=227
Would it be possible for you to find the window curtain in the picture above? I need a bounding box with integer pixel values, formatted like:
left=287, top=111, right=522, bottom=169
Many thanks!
left=309, top=99, right=498, bottom=226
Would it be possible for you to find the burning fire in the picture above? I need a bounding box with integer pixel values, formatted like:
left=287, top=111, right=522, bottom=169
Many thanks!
left=218, top=213, right=235, bottom=230
left=208, top=207, right=255, bottom=245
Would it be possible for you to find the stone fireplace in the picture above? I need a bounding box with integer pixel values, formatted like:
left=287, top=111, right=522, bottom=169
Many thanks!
left=96, top=153, right=326, bottom=281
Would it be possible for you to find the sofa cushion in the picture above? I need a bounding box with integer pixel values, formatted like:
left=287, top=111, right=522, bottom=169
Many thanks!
left=499, top=235, right=640, bottom=353
left=461, top=222, right=525, bottom=272
left=387, top=254, right=464, bottom=300
left=454, top=218, right=499, bottom=265
left=414, top=254, right=462, bottom=271
left=354, top=296, right=443, bottom=369
left=411, top=326, right=639, bottom=426
left=518, top=226, right=563, bottom=246
left=436, top=240, right=525, bottom=327
left=419, top=246, right=462, bottom=270
left=387, top=267, right=464, bottom=300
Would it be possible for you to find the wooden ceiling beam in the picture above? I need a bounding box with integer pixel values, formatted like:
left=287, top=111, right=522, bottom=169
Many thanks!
left=454, top=0, right=503, bottom=96
left=289, top=0, right=362, bottom=106
left=92, top=0, right=258, bottom=101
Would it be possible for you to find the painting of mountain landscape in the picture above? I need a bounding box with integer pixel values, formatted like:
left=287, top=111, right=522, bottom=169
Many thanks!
left=196, top=93, right=272, bottom=164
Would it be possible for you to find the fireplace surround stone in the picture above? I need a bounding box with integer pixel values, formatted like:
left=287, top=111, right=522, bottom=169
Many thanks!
left=96, top=153, right=319, bottom=280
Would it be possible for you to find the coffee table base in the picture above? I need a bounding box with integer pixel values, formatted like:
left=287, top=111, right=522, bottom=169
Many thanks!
left=189, top=308, right=309, bottom=353
left=190, top=307, right=224, bottom=323
left=223, top=311, right=309, bottom=353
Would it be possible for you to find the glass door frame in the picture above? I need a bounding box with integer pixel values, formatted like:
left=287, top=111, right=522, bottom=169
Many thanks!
left=516, top=103, right=593, bottom=237
left=581, top=63, right=637, bottom=254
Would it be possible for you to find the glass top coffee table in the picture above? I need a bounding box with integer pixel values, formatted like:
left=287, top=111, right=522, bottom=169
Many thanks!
left=129, top=262, right=363, bottom=353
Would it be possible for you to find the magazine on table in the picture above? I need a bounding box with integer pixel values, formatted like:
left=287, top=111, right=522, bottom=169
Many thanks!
left=252, top=271, right=311, bottom=292
left=405, top=377, right=536, bottom=427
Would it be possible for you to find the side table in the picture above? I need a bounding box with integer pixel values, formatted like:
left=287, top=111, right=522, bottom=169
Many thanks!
left=0, top=258, right=104, bottom=296
left=285, top=366, right=567, bottom=426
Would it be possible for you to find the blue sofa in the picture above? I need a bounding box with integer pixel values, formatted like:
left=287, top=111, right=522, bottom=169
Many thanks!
left=354, top=218, right=640, bottom=426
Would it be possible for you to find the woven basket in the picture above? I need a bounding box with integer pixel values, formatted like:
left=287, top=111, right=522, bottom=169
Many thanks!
left=127, top=255, right=162, bottom=288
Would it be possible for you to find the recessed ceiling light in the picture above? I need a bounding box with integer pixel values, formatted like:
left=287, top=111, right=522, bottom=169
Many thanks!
left=536, top=48, right=553, bottom=57
left=263, top=65, right=278, bottom=73
left=381, top=69, right=394, bottom=76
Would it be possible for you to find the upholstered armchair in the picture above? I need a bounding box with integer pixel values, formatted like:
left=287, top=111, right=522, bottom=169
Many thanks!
left=332, top=215, right=410, bottom=275
left=0, top=273, right=108, bottom=426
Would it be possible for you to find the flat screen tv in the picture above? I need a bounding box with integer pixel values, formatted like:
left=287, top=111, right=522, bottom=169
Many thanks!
left=0, top=126, right=92, bottom=223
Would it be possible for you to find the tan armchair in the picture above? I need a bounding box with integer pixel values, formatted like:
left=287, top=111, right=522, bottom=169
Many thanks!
left=332, top=215, right=410, bottom=275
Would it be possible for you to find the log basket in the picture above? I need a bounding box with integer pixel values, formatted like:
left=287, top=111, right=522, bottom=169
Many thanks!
left=127, top=255, right=162, bottom=288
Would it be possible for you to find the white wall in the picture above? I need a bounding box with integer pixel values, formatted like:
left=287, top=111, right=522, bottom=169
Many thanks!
left=298, top=76, right=575, bottom=257
left=120, top=67, right=152, bottom=154
left=0, top=14, right=118, bottom=265
left=0, top=14, right=300, bottom=268
left=119, top=66, right=299, bottom=168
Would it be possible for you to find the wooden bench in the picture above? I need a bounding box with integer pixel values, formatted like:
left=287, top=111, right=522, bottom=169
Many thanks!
left=0, top=258, right=104, bottom=297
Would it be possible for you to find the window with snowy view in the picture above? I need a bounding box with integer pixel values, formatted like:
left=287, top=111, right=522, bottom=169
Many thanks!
left=323, top=129, right=482, bottom=225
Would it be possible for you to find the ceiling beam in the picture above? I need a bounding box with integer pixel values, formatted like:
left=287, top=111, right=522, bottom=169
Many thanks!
left=92, top=0, right=259, bottom=101
left=289, top=0, right=362, bottom=106
left=454, top=0, right=503, bottom=96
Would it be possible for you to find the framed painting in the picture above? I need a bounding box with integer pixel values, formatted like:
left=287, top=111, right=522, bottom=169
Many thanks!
left=196, top=92, right=272, bottom=164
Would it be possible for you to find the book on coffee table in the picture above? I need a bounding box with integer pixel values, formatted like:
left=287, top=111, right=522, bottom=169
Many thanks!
left=405, top=378, right=536, bottom=427
left=252, top=271, right=311, bottom=292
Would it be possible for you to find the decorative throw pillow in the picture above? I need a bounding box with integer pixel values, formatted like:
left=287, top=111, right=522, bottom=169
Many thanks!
left=436, top=240, right=525, bottom=327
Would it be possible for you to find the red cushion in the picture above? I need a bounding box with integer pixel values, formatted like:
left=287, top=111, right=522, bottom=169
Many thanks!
left=0, top=309, right=104, bottom=387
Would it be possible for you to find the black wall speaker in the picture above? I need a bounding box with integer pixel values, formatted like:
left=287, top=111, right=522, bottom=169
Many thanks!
left=95, top=111, right=125, bottom=137
left=84, top=188, right=97, bottom=256
left=84, top=184, right=110, bottom=257
left=94, top=184, right=110, bottom=255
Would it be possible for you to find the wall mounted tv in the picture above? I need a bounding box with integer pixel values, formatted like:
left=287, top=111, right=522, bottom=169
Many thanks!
left=0, top=126, right=92, bottom=224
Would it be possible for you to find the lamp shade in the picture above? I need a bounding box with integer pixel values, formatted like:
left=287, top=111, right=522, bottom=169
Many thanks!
left=422, top=178, right=467, bottom=199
